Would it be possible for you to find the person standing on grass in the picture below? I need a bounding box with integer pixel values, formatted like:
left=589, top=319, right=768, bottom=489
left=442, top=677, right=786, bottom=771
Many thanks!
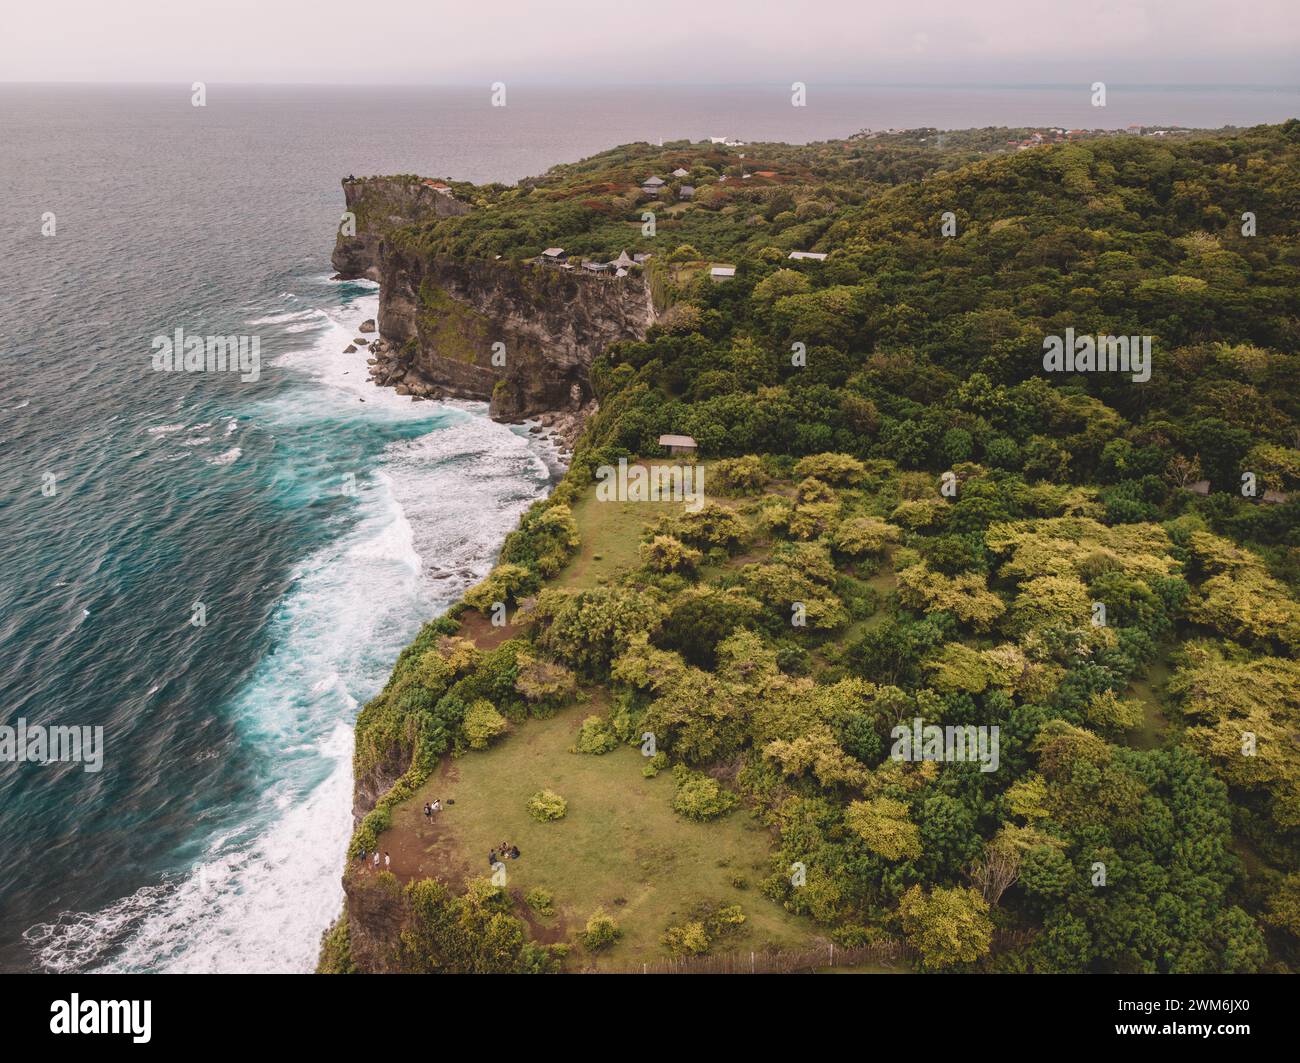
left=373, top=850, right=380, bottom=869
left=423, top=803, right=431, bottom=819
left=431, top=799, right=441, bottom=813
left=384, top=851, right=391, bottom=871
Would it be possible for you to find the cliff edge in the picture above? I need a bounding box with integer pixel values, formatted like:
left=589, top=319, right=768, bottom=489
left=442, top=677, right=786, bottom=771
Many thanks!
left=332, top=176, right=655, bottom=425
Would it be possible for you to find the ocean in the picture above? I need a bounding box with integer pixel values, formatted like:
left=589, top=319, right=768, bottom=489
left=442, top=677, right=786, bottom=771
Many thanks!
left=0, top=82, right=1295, bottom=973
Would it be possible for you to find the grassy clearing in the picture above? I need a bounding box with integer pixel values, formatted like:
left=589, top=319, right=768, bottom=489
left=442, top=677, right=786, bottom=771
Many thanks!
left=1125, top=657, right=1172, bottom=750
left=555, top=462, right=715, bottom=590
left=554, top=486, right=652, bottom=590
left=379, top=697, right=820, bottom=970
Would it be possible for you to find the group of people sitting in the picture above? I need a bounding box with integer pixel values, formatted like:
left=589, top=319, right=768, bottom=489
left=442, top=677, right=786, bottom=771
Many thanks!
left=489, top=842, right=521, bottom=866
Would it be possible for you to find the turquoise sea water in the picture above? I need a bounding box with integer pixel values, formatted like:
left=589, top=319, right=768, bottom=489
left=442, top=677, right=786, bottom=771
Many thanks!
left=0, top=82, right=1294, bottom=972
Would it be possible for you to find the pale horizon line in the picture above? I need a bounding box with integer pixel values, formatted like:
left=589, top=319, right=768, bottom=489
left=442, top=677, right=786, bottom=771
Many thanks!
left=2, top=79, right=1298, bottom=92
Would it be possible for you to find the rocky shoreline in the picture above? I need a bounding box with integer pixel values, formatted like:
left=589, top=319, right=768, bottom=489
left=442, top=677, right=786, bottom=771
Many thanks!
left=343, top=317, right=588, bottom=460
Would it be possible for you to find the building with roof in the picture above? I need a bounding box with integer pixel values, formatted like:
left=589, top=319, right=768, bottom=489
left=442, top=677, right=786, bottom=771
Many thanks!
left=710, top=266, right=735, bottom=282
left=658, top=434, right=698, bottom=456
left=788, top=251, right=827, bottom=261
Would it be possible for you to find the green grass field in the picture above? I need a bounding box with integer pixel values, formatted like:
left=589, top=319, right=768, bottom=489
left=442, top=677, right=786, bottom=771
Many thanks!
left=553, top=487, right=655, bottom=590
left=383, top=699, right=820, bottom=970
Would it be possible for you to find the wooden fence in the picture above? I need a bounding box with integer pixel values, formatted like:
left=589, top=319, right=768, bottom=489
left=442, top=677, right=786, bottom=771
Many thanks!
left=615, top=928, right=1034, bottom=975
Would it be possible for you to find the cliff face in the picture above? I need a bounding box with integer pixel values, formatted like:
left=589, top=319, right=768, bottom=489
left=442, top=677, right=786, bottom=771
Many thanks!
left=378, top=251, right=654, bottom=420
left=332, top=177, right=471, bottom=281
left=334, top=177, right=654, bottom=422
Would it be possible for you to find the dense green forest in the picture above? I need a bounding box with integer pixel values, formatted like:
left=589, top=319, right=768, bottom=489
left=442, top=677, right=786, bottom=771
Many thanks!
left=324, top=122, right=1300, bottom=974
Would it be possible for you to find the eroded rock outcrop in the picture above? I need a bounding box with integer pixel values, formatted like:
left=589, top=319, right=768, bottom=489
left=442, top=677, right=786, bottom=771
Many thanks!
left=332, top=177, right=471, bottom=282
left=333, top=177, right=655, bottom=423
left=378, top=250, right=654, bottom=420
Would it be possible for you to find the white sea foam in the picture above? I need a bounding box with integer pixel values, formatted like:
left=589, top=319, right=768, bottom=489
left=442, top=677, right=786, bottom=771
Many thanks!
left=27, top=283, right=555, bottom=973
left=246, top=308, right=322, bottom=327
left=208, top=447, right=242, bottom=467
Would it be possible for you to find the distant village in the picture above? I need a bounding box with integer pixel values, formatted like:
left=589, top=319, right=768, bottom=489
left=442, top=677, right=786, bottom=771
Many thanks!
left=856, top=124, right=1191, bottom=151
left=1001, top=125, right=1187, bottom=151
left=536, top=146, right=828, bottom=282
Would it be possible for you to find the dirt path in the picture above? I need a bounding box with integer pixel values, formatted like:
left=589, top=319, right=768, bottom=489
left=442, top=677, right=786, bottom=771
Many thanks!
left=456, top=608, right=525, bottom=651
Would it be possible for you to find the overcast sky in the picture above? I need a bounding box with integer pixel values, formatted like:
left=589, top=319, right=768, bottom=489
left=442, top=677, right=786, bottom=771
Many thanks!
left=7, top=0, right=1298, bottom=85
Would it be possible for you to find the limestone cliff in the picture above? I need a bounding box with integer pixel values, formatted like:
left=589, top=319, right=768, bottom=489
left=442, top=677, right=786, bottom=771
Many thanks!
left=378, top=250, right=654, bottom=420
left=333, top=177, right=655, bottom=423
left=332, top=176, right=471, bottom=282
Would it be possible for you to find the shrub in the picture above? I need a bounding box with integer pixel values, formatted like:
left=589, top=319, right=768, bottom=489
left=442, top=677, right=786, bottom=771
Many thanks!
left=462, top=699, right=507, bottom=749
left=795, top=476, right=836, bottom=504
left=580, top=909, right=622, bottom=951
left=662, top=902, right=746, bottom=956
left=527, top=789, right=568, bottom=822
left=833, top=517, right=898, bottom=558
left=573, top=715, right=619, bottom=755
left=753, top=269, right=811, bottom=303
left=670, top=765, right=737, bottom=821
left=397, top=878, right=562, bottom=974
left=668, top=503, right=749, bottom=552
left=525, top=887, right=556, bottom=916
left=710, top=455, right=769, bottom=495
left=640, top=534, right=703, bottom=574
left=661, top=920, right=710, bottom=956
left=897, top=885, right=994, bottom=971
left=1084, top=690, right=1144, bottom=734
left=500, top=502, right=580, bottom=577
left=793, top=452, right=867, bottom=485
left=513, top=651, right=578, bottom=711
left=462, top=562, right=537, bottom=613
left=536, top=585, right=668, bottom=676
left=642, top=750, right=669, bottom=778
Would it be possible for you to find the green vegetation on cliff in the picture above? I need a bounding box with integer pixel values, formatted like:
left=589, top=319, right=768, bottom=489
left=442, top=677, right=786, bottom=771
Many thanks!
left=333, top=121, right=1300, bottom=974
